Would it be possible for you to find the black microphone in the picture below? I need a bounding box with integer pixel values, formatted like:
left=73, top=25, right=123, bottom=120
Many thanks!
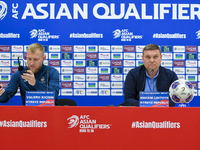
left=46, top=69, right=49, bottom=91
left=18, top=56, right=24, bottom=71
left=151, top=69, right=154, bottom=91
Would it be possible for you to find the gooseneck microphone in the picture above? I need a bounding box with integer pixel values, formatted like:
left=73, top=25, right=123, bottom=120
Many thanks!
left=151, top=69, right=154, bottom=91
left=18, top=56, right=24, bottom=71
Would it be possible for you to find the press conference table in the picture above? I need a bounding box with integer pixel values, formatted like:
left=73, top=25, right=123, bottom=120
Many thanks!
left=0, top=106, right=199, bottom=150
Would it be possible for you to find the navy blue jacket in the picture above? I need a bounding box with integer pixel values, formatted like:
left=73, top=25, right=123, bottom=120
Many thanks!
left=0, top=64, right=59, bottom=105
left=124, top=65, right=178, bottom=107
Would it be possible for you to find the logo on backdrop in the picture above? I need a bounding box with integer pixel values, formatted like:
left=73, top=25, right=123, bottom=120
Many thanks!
left=29, top=29, right=60, bottom=41
left=67, top=115, right=111, bottom=133
left=113, top=29, right=142, bottom=41
left=0, top=1, right=7, bottom=20
left=196, top=30, right=200, bottom=39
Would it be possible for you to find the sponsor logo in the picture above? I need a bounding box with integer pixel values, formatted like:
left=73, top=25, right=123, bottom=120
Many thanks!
left=161, top=46, right=172, bottom=52
left=124, top=46, right=135, bottom=52
left=186, top=46, right=197, bottom=52
left=0, top=67, right=10, bottom=73
left=136, top=53, right=142, bottom=59
left=111, top=60, right=123, bottom=66
left=111, top=89, right=123, bottom=96
left=99, top=75, right=110, bottom=81
left=99, top=60, right=110, bottom=66
left=186, top=75, right=197, bottom=81
left=99, top=68, right=110, bottom=74
left=198, top=68, right=200, bottom=74
left=86, top=53, right=98, bottom=59
left=12, top=53, right=23, bottom=59
left=49, top=53, right=60, bottom=59
left=74, top=67, right=85, bottom=74
left=74, top=60, right=85, bottom=66
left=86, top=75, right=98, bottom=81
left=0, top=75, right=10, bottom=81
left=136, top=60, right=143, bottom=66
left=124, top=68, right=133, bottom=74
left=111, top=53, right=123, bottom=59
left=86, top=82, right=97, bottom=88
left=49, top=60, right=60, bottom=66
left=86, top=46, right=98, bottom=52
left=0, top=60, right=10, bottom=66
left=67, top=115, right=111, bottom=133
left=61, top=67, right=73, bottom=74
left=111, top=45, right=123, bottom=52
left=111, top=82, right=123, bottom=88
left=62, top=46, right=73, bottom=52
left=153, top=33, right=186, bottom=39
left=12, top=45, right=23, bottom=52
left=70, top=33, right=103, bottom=38
left=173, top=46, right=185, bottom=52
left=61, top=89, right=73, bottom=96
left=186, top=68, right=197, bottom=74
left=162, top=53, right=172, bottom=59
left=113, top=29, right=142, bottom=41
left=186, top=53, right=197, bottom=60
left=74, top=82, right=85, bottom=88
left=86, top=89, right=98, bottom=95
left=0, top=1, right=7, bottom=20
left=136, top=45, right=145, bottom=52
left=174, top=53, right=185, bottom=59
left=173, top=60, right=185, bottom=67
left=29, top=29, right=59, bottom=41
left=12, top=67, right=18, bottom=74
left=173, top=68, right=185, bottom=74
left=86, top=60, right=98, bottom=67
left=86, top=67, right=98, bottom=74
left=111, top=67, right=123, bottom=74
left=99, top=82, right=110, bottom=88
left=74, top=75, right=85, bottom=81
left=61, top=82, right=73, bottom=88
left=74, top=89, right=85, bottom=96
left=62, top=53, right=73, bottom=59
left=61, top=60, right=73, bottom=66
left=186, top=61, right=197, bottom=67
left=124, top=60, right=135, bottom=66
left=99, top=89, right=110, bottom=95
left=74, top=45, right=85, bottom=52
left=49, top=45, right=61, bottom=52
left=161, top=60, right=172, bottom=67
left=99, top=53, right=110, bottom=59
left=124, top=53, right=135, bottom=59
left=0, top=46, right=10, bottom=52
left=74, top=53, right=85, bottom=59
left=177, top=75, right=185, bottom=79
left=111, top=75, right=122, bottom=81
left=0, top=53, right=10, bottom=59
left=190, top=82, right=197, bottom=89
left=61, top=75, right=72, bottom=81
left=0, top=33, right=20, bottom=38
left=99, top=45, right=110, bottom=52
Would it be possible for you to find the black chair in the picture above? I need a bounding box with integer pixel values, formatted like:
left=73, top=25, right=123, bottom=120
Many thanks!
left=58, top=99, right=77, bottom=106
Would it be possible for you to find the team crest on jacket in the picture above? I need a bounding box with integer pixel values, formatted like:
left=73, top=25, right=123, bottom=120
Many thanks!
left=40, top=77, right=45, bottom=83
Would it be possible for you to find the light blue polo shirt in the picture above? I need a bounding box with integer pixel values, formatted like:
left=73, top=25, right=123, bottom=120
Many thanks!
left=144, top=70, right=159, bottom=92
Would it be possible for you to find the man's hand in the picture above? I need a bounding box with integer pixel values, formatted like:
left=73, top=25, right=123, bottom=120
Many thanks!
left=0, top=84, right=5, bottom=96
left=21, top=70, right=36, bottom=86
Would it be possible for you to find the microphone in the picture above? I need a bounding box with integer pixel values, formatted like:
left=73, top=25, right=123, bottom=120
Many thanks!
left=18, top=56, right=28, bottom=73
left=151, top=69, right=154, bottom=91
left=46, top=69, right=49, bottom=91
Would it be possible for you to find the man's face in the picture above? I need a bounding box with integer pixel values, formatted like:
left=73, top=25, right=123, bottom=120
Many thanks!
left=27, top=49, right=46, bottom=73
left=142, top=49, right=162, bottom=72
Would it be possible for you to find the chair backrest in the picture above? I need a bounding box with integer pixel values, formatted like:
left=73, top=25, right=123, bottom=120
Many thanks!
left=58, top=99, right=77, bottom=106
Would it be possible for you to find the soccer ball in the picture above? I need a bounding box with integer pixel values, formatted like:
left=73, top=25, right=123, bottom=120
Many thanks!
left=169, top=79, right=194, bottom=103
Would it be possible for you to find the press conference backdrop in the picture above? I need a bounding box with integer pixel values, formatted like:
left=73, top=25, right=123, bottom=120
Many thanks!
left=0, top=0, right=200, bottom=106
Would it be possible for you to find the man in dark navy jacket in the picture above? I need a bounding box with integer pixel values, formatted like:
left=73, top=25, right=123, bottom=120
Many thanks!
left=0, top=43, right=59, bottom=105
left=124, top=44, right=178, bottom=107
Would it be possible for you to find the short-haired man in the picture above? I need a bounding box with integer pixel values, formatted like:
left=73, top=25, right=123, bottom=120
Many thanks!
left=0, top=43, right=59, bottom=105
left=124, top=44, right=178, bottom=106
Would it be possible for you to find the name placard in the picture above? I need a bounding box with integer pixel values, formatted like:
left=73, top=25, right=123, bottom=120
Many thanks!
left=140, top=92, right=169, bottom=107
left=26, top=91, right=55, bottom=106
